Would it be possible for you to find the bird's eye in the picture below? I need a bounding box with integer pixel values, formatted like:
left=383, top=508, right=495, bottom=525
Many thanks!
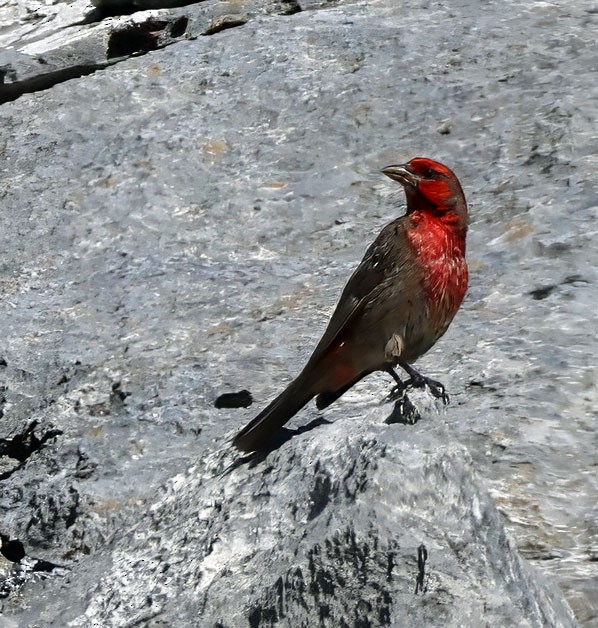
left=424, top=168, right=436, bottom=178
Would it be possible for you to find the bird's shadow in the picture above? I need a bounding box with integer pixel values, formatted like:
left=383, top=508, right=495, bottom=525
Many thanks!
left=383, top=393, right=422, bottom=425
left=222, top=416, right=332, bottom=475
left=222, top=391, right=426, bottom=476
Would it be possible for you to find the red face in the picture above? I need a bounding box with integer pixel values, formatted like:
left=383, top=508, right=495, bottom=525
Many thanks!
left=382, top=157, right=467, bottom=223
left=406, top=157, right=460, bottom=208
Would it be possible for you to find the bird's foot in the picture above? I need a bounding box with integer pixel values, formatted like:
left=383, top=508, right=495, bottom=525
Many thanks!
left=405, top=373, right=450, bottom=405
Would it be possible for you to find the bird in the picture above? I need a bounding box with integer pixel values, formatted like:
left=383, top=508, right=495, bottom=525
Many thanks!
left=233, top=157, right=468, bottom=452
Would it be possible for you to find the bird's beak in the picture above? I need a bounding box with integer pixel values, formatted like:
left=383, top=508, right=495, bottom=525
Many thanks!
left=382, top=164, right=420, bottom=188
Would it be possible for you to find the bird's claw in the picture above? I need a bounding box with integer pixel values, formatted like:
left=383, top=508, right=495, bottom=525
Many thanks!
left=404, top=376, right=450, bottom=405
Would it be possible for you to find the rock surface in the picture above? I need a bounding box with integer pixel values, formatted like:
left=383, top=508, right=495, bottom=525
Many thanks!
left=15, top=424, right=577, bottom=626
left=0, top=0, right=596, bottom=625
left=0, top=0, right=301, bottom=104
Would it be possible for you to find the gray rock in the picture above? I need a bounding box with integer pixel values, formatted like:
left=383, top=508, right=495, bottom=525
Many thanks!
left=91, top=0, right=199, bottom=9
left=0, top=0, right=302, bottom=104
left=0, top=0, right=595, bottom=624
left=0, top=0, right=97, bottom=50
left=20, top=423, right=577, bottom=626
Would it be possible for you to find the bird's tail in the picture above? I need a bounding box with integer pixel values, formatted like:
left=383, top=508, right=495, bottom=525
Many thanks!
left=232, top=374, right=316, bottom=452
left=315, top=371, right=370, bottom=410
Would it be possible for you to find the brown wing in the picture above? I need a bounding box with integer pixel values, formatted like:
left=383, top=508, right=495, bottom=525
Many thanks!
left=306, top=215, right=419, bottom=367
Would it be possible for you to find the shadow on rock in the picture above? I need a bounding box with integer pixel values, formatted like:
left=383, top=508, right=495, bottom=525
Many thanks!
left=223, top=416, right=333, bottom=475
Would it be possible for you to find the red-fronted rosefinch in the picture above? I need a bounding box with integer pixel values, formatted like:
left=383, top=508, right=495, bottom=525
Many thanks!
left=234, top=157, right=468, bottom=452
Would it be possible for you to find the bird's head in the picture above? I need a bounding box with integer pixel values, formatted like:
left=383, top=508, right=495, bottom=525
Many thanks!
left=382, top=157, right=468, bottom=226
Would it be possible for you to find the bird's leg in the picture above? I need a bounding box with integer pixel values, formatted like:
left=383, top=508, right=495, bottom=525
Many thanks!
left=386, top=367, right=407, bottom=400
left=398, top=360, right=450, bottom=405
